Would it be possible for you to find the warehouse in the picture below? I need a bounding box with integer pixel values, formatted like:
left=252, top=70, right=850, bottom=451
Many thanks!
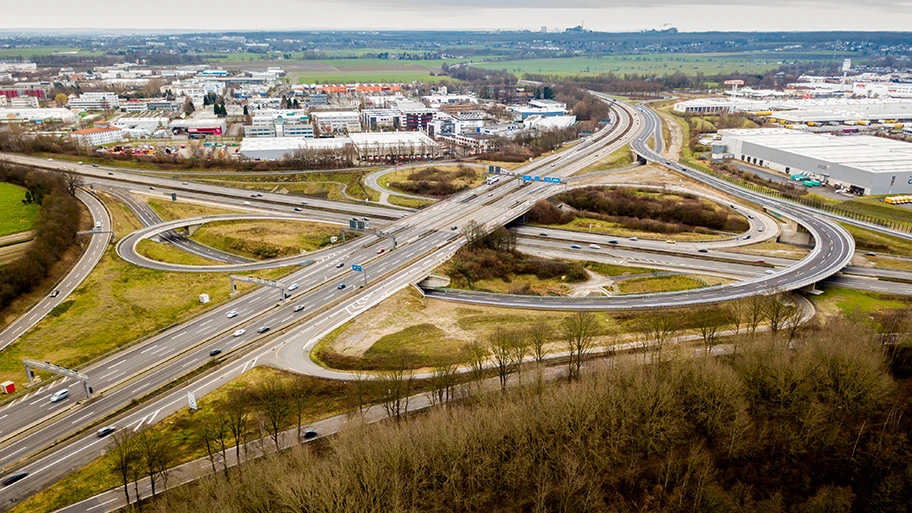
left=239, top=137, right=352, bottom=161
left=348, top=132, right=441, bottom=163
left=718, top=128, right=912, bottom=195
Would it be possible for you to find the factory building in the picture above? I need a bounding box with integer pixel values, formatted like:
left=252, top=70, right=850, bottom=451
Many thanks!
left=348, top=132, right=441, bottom=163
left=718, top=128, right=912, bottom=195
left=239, top=137, right=352, bottom=161
left=71, top=126, right=125, bottom=146
left=310, top=110, right=361, bottom=134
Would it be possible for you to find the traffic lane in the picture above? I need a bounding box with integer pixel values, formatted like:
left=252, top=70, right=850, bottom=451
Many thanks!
left=822, top=276, right=912, bottom=296
left=0, top=189, right=110, bottom=352
left=514, top=240, right=768, bottom=280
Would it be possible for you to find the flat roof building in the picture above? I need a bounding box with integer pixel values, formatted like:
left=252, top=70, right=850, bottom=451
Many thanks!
left=239, top=137, right=351, bottom=161
left=348, top=132, right=440, bottom=163
left=72, top=126, right=125, bottom=147
left=718, top=128, right=912, bottom=195
left=310, top=110, right=361, bottom=134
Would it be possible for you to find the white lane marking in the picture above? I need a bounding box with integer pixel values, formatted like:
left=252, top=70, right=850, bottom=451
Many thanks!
left=0, top=445, right=28, bottom=463
left=107, top=359, right=126, bottom=369
left=86, top=497, right=118, bottom=511
left=140, top=344, right=159, bottom=354
left=146, top=408, right=161, bottom=424
left=70, top=411, right=96, bottom=425
left=133, top=414, right=151, bottom=432
left=170, top=331, right=186, bottom=340
left=97, top=370, right=125, bottom=382
left=0, top=414, right=6, bottom=421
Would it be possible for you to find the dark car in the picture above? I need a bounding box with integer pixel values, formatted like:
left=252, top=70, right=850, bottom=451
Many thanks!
left=96, top=426, right=117, bottom=437
left=608, top=240, right=618, bottom=244
left=335, top=262, right=344, bottom=268
left=50, top=289, right=60, bottom=298
left=539, top=232, right=548, bottom=237
left=450, top=225, right=458, bottom=230
left=302, top=429, right=318, bottom=440
left=257, top=326, right=271, bottom=334
left=698, top=248, right=709, bottom=253
left=294, top=207, right=303, bottom=212
left=209, top=349, right=222, bottom=357
left=337, top=284, right=346, bottom=290
left=1, top=472, right=28, bottom=487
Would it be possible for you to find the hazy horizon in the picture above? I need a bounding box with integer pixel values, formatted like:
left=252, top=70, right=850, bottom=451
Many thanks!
left=5, top=1, right=912, bottom=33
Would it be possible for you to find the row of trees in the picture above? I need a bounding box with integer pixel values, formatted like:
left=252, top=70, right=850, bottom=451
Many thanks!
left=150, top=305, right=912, bottom=512
left=0, top=163, right=82, bottom=311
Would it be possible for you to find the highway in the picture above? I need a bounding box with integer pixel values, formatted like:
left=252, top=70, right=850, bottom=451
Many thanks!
left=99, top=186, right=251, bottom=264
left=0, top=189, right=111, bottom=353
left=0, top=98, right=643, bottom=508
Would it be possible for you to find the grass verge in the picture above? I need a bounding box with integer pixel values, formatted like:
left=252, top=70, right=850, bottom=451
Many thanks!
left=616, top=274, right=729, bottom=294
left=191, top=220, right=346, bottom=260
left=573, top=144, right=634, bottom=176
left=0, top=182, right=40, bottom=237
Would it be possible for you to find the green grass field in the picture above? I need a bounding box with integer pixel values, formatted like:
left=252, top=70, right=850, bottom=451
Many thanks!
left=838, top=197, right=912, bottom=226
left=475, top=52, right=852, bottom=77
left=0, top=182, right=39, bottom=238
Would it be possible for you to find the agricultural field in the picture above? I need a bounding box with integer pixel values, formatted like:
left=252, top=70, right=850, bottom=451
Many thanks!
left=0, top=46, right=102, bottom=58
left=473, top=52, right=853, bottom=77
left=0, top=182, right=40, bottom=238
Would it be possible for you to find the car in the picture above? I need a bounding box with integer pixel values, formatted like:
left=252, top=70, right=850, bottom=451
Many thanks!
left=608, top=240, right=618, bottom=244
left=337, top=284, right=346, bottom=290
left=377, top=248, right=385, bottom=254
left=335, top=262, right=345, bottom=268
left=107, top=171, right=113, bottom=175
left=302, top=429, right=318, bottom=440
left=729, top=204, right=736, bottom=209
left=666, top=240, right=676, bottom=244
left=758, top=227, right=764, bottom=232
left=450, top=226, right=458, bottom=230
left=226, top=310, right=238, bottom=318
left=765, top=270, right=775, bottom=275
left=182, top=182, right=188, bottom=185
left=96, top=426, right=117, bottom=437
left=301, top=201, right=308, bottom=205
left=539, top=232, right=548, bottom=237
left=570, top=244, right=582, bottom=249
left=589, top=244, right=601, bottom=249
left=149, top=186, right=155, bottom=190
left=1, top=472, right=28, bottom=487
left=550, top=163, right=556, bottom=167
left=865, top=252, right=877, bottom=257
left=293, top=304, right=305, bottom=312
left=629, top=237, right=638, bottom=241
left=50, top=389, right=69, bottom=403
left=232, top=329, right=246, bottom=337
left=288, top=283, right=299, bottom=291
left=362, top=217, right=369, bottom=221
left=50, top=290, right=60, bottom=298
left=698, top=248, right=709, bottom=253
left=743, top=235, right=752, bottom=240
left=47, top=158, right=53, bottom=162
left=243, top=201, right=251, bottom=205
left=294, top=207, right=303, bottom=212
left=488, top=193, right=493, bottom=197
left=257, top=326, right=271, bottom=334
left=209, top=349, right=222, bottom=356
left=250, top=194, right=257, bottom=197
left=747, top=215, right=755, bottom=219
left=93, top=164, right=100, bottom=168
left=755, top=259, right=765, bottom=263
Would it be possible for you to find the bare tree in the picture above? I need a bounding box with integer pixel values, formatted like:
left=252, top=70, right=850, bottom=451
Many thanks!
left=429, top=362, right=459, bottom=406
left=379, top=349, right=416, bottom=420
left=348, top=371, right=370, bottom=416
left=196, top=413, right=228, bottom=475
left=725, top=298, right=746, bottom=337
left=107, top=428, right=139, bottom=508
left=63, top=172, right=82, bottom=196
left=695, top=306, right=731, bottom=354
left=527, top=323, right=553, bottom=363
left=465, top=340, right=489, bottom=388
left=259, top=377, right=293, bottom=451
left=643, top=312, right=680, bottom=361
left=136, top=427, right=172, bottom=497
left=225, top=392, right=251, bottom=473
left=289, top=378, right=312, bottom=443
left=764, top=293, right=791, bottom=339
left=561, top=312, right=601, bottom=381
left=746, top=295, right=767, bottom=335
left=488, top=328, right=522, bottom=390
left=783, top=298, right=806, bottom=343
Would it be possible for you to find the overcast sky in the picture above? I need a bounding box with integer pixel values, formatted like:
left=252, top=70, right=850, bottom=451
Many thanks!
left=5, top=0, right=912, bottom=32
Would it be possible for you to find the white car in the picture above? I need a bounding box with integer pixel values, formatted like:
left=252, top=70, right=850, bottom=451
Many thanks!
left=293, top=304, right=305, bottom=312
left=589, top=244, right=601, bottom=249
left=243, top=201, right=251, bottom=205
left=629, top=237, right=638, bottom=241
left=288, top=283, right=299, bottom=291
left=50, top=389, right=69, bottom=403
left=226, top=310, right=238, bottom=318
left=232, top=329, right=246, bottom=337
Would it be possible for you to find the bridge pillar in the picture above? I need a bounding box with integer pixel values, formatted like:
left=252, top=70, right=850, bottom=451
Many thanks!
left=799, top=282, right=824, bottom=295
left=186, top=223, right=203, bottom=236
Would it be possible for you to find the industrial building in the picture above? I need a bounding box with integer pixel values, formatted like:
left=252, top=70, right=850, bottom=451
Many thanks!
left=348, top=132, right=441, bottom=163
left=310, top=111, right=361, bottom=134
left=673, top=97, right=912, bottom=124
left=239, top=137, right=352, bottom=161
left=718, top=128, right=912, bottom=195
left=508, top=99, right=568, bottom=120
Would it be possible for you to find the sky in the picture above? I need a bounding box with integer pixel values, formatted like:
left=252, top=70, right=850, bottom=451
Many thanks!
left=4, top=0, right=912, bottom=32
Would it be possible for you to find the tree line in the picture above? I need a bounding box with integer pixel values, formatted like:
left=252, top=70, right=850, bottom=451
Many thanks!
left=0, top=163, right=81, bottom=311
left=149, top=302, right=912, bottom=513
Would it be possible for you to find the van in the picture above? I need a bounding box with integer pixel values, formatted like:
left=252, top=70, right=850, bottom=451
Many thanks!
left=95, top=221, right=101, bottom=229
left=50, top=389, right=69, bottom=403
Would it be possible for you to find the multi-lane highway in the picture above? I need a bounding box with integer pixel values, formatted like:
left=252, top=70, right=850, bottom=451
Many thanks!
left=0, top=99, right=642, bottom=507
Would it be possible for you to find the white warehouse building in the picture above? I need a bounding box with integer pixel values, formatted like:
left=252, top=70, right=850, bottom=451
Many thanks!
left=718, top=128, right=912, bottom=195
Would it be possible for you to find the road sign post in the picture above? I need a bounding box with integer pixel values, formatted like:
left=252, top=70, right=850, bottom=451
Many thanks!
left=188, top=392, right=198, bottom=410
left=351, top=264, right=366, bottom=287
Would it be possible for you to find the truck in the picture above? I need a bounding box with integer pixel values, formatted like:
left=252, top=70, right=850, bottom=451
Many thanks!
left=484, top=175, right=501, bottom=185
